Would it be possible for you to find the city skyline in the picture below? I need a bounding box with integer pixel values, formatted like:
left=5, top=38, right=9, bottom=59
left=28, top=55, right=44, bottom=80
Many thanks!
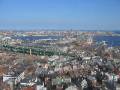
left=0, top=0, right=120, bottom=30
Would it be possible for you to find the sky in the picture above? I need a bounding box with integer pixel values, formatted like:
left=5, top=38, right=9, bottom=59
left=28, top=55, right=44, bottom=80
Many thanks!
left=0, top=0, right=120, bottom=30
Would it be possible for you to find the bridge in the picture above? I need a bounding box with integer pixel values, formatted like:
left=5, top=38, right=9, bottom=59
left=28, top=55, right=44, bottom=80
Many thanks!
left=0, top=44, right=76, bottom=57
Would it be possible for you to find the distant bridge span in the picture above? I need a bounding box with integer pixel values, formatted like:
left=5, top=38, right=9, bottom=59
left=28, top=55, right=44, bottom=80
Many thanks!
left=0, top=44, right=76, bottom=57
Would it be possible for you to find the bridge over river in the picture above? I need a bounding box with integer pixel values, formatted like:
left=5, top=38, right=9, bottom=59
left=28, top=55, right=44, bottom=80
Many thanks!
left=0, top=44, right=76, bottom=57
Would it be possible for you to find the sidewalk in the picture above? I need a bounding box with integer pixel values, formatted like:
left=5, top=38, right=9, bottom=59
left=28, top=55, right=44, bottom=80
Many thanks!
left=117, top=84, right=120, bottom=90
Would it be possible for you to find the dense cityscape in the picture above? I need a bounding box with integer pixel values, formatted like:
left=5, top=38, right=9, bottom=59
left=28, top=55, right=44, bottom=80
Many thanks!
left=1, top=0, right=120, bottom=90
left=0, top=30, right=120, bottom=90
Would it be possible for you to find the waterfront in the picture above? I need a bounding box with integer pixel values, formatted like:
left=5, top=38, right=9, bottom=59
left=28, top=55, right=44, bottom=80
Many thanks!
left=12, top=35, right=120, bottom=47
left=12, top=36, right=63, bottom=41
left=94, top=36, right=120, bottom=47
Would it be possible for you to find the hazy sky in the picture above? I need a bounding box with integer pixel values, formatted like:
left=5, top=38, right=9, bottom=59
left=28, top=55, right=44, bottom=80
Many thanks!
left=0, top=0, right=120, bottom=30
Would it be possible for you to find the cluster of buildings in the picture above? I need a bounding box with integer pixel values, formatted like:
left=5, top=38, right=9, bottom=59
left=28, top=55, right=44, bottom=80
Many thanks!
left=0, top=31, right=120, bottom=90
